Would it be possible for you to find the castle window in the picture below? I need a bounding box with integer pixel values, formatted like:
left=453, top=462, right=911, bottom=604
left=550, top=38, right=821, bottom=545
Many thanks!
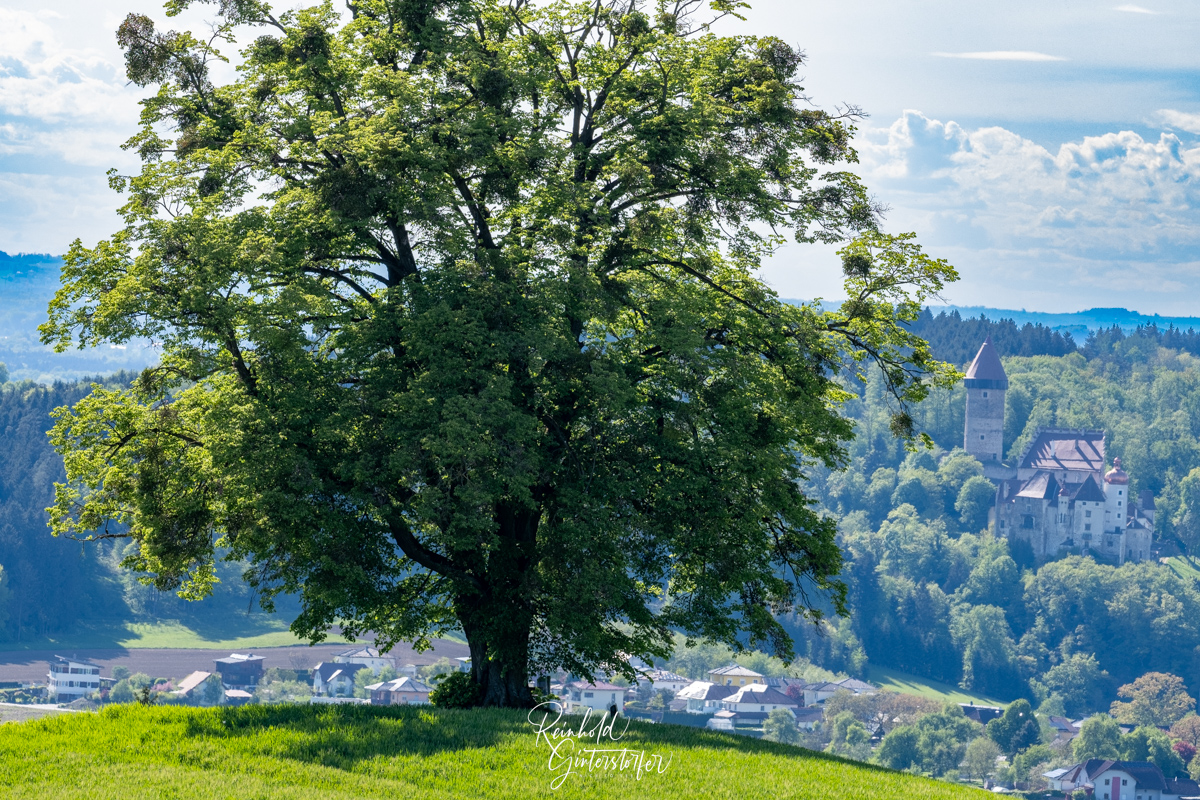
left=982, top=391, right=989, bottom=398
left=1085, top=523, right=1092, bottom=531
left=1086, top=510, right=1092, bottom=518
left=980, top=435, right=985, bottom=441
left=1022, top=515, right=1034, bottom=529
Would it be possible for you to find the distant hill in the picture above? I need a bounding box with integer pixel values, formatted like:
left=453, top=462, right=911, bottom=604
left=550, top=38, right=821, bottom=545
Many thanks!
left=926, top=304, right=1200, bottom=340
left=0, top=252, right=157, bottom=382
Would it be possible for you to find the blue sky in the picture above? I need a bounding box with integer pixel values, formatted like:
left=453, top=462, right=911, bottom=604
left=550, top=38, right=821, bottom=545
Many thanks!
left=2, top=1, right=1200, bottom=314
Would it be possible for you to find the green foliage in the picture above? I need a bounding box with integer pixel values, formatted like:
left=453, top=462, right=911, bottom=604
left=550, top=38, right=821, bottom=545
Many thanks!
left=418, top=658, right=459, bottom=685
left=254, top=680, right=312, bottom=705
left=734, top=650, right=789, bottom=678
left=985, top=699, right=1040, bottom=756
left=43, top=0, right=957, bottom=708
left=902, top=703, right=981, bottom=777
left=1120, top=725, right=1186, bottom=778
left=429, top=672, right=479, bottom=710
left=1010, top=743, right=1053, bottom=784
left=1072, top=715, right=1122, bottom=761
left=762, top=708, right=801, bottom=745
left=954, top=477, right=994, bottom=533
left=202, top=674, right=224, bottom=706
left=876, top=724, right=921, bottom=771
left=0, top=704, right=986, bottom=798
left=664, top=634, right=736, bottom=680
left=1031, top=653, right=1110, bottom=719
left=960, top=736, right=1001, bottom=783
left=111, top=666, right=130, bottom=681
left=1174, top=468, right=1200, bottom=560
left=1110, top=672, right=1196, bottom=727
left=353, top=668, right=377, bottom=699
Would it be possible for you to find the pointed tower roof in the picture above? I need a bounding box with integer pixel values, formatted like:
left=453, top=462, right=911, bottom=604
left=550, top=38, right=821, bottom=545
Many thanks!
left=963, top=337, right=1008, bottom=389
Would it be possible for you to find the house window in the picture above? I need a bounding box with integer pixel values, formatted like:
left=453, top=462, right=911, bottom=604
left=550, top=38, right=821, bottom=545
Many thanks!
left=1118, top=501, right=1122, bottom=506
left=983, top=391, right=989, bottom=398
left=760, top=705, right=765, bottom=711
left=1086, top=510, right=1092, bottom=518
left=1085, top=524, right=1092, bottom=531
left=980, top=435, right=985, bottom=440
left=584, top=692, right=593, bottom=698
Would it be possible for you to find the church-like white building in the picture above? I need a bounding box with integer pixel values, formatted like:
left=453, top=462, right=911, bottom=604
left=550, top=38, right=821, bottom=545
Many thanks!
left=962, top=338, right=1155, bottom=564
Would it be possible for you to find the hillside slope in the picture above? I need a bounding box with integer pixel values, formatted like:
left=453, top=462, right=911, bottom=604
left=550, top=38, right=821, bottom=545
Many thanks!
left=0, top=704, right=986, bottom=799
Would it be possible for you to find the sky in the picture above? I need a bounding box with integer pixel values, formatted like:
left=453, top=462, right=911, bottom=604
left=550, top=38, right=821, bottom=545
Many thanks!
left=2, top=1, right=1200, bottom=314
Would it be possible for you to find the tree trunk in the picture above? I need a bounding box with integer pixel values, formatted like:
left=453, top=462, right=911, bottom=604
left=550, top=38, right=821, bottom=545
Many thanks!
left=460, top=597, right=535, bottom=708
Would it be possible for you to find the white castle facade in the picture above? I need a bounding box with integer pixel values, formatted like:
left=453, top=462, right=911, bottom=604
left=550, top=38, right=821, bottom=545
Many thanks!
left=963, top=338, right=1155, bottom=564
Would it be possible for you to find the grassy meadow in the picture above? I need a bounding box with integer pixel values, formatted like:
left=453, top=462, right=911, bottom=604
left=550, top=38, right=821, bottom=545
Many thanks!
left=867, top=667, right=1007, bottom=707
left=0, top=704, right=987, bottom=799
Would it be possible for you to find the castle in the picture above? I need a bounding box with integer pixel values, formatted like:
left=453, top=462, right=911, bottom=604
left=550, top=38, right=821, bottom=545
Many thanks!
left=963, top=338, right=1155, bottom=564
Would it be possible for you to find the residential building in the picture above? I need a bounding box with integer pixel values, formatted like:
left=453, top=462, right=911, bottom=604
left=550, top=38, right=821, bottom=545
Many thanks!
left=803, top=677, right=876, bottom=707
left=367, top=677, right=431, bottom=706
left=333, top=647, right=392, bottom=675
left=707, top=664, right=764, bottom=687
left=638, top=669, right=691, bottom=694
left=959, top=703, right=1003, bottom=726
left=719, top=685, right=799, bottom=725
left=313, top=662, right=368, bottom=697
left=47, top=656, right=101, bottom=702
left=560, top=681, right=629, bottom=714
left=1046, top=759, right=1200, bottom=799
left=224, top=689, right=253, bottom=706
left=677, top=681, right=735, bottom=714
left=172, top=671, right=214, bottom=703
left=214, top=653, right=265, bottom=690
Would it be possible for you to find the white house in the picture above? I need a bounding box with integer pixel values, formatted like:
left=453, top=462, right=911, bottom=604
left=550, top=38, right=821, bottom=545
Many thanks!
left=1047, top=759, right=1200, bottom=800
left=803, top=677, right=876, bottom=706
left=676, top=681, right=735, bottom=714
left=333, top=647, right=392, bottom=675
left=719, top=685, right=798, bottom=718
left=313, top=661, right=369, bottom=696
left=367, top=677, right=432, bottom=706
left=639, top=669, right=690, bottom=694
left=708, top=664, right=764, bottom=687
left=47, top=656, right=102, bottom=702
left=560, top=681, right=629, bottom=714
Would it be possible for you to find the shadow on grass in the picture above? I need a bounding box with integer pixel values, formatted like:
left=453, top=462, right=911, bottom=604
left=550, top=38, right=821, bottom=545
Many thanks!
left=171, top=704, right=897, bottom=777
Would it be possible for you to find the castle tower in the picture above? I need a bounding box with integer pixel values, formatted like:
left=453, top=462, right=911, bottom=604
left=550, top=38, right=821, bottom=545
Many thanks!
left=964, top=337, right=1007, bottom=463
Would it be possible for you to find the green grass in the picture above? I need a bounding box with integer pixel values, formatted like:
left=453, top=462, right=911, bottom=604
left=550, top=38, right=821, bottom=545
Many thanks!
left=1166, top=556, right=1200, bottom=584
left=0, top=704, right=986, bottom=799
left=0, top=619, right=312, bottom=652
left=868, top=666, right=1007, bottom=707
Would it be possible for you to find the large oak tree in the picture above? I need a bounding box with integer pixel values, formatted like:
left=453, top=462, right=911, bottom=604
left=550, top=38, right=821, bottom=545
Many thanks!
left=43, top=0, right=956, bottom=706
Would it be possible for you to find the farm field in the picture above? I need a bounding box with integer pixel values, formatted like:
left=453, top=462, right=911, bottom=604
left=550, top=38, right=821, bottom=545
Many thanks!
left=867, top=666, right=1008, bottom=707
left=0, top=704, right=987, bottom=799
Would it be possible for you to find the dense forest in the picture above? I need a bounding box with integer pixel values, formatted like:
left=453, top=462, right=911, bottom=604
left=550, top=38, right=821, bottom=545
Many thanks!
left=0, top=372, right=295, bottom=643
left=792, top=326, right=1200, bottom=715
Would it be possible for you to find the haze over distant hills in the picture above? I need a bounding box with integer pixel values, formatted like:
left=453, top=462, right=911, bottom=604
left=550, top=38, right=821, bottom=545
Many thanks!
left=3, top=252, right=1200, bottom=382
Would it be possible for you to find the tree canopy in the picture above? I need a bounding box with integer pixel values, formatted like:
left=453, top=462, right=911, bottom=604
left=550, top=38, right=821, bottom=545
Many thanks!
left=42, top=0, right=955, bottom=706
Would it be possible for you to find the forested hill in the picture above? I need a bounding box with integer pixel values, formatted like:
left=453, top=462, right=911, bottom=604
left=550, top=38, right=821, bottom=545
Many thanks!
left=906, top=308, right=1077, bottom=366
left=0, top=374, right=297, bottom=645
left=794, top=327, right=1200, bottom=716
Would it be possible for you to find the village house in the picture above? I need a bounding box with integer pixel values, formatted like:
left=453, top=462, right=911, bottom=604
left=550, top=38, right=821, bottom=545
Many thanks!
left=637, top=669, right=691, bottom=695
left=560, top=681, right=629, bottom=715
left=312, top=662, right=368, bottom=697
left=803, top=677, right=876, bottom=706
left=715, top=685, right=799, bottom=728
left=172, top=671, right=214, bottom=703
left=333, top=647, right=392, bottom=675
left=214, top=653, right=265, bottom=690
left=366, top=676, right=431, bottom=706
left=1046, top=759, right=1200, bottom=799
left=708, top=664, right=765, bottom=687
left=46, top=656, right=101, bottom=702
left=677, top=681, right=736, bottom=714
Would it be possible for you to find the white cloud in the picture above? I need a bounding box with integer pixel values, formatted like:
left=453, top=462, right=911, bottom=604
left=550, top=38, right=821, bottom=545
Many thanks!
left=931, top=51, right=1068, bottom=61
left=1156, top=109, right=1200, bottom=134
left=831, top=111, right=1200, bottom=311
left=1115, top=4, right=1159, bottom=13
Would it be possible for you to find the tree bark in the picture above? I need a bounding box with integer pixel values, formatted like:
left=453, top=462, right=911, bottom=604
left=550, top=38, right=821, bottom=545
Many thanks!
left=459, top=596, right=535, bottom=707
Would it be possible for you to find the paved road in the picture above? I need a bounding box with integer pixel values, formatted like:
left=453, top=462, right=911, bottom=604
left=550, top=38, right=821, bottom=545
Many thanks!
left=0, top=638, right=470, bottom=683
